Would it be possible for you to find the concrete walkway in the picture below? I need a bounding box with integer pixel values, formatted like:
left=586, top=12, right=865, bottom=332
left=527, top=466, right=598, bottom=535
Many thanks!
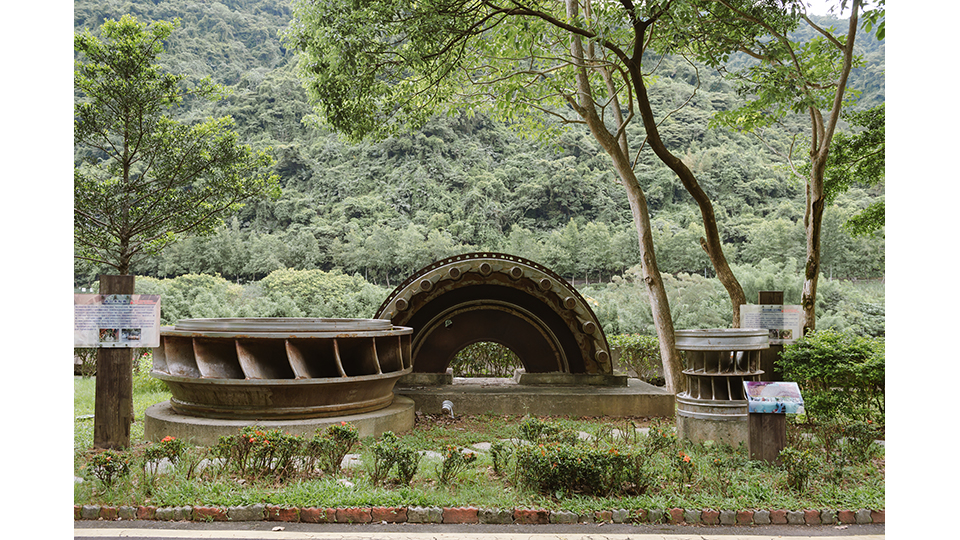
left=74, top=522, right=886, bottom=539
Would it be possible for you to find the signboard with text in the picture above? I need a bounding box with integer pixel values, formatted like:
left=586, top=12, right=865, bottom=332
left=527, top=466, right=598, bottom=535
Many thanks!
left=744, top=381, right=805, bottom=414
left=74, top=294, right=161, bottom=348
left=740, top=304, right=802, bottom=344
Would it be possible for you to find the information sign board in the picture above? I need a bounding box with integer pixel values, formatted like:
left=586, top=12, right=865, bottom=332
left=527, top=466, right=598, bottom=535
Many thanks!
left=743, top=381, right=804, bottom=414
left=740, top=304, right=802, bottom=344
left=74, top=294, right=161, bottom=348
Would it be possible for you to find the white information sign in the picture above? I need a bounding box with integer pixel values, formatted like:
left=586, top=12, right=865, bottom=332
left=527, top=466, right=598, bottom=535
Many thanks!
left=74, top=294, right=161, bottom=348
left=740, top=304, right=802, bottom=344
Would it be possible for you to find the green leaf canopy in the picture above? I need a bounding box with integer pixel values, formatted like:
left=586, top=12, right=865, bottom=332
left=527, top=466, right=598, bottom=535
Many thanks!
left=75, top=14, right=279, bottom=274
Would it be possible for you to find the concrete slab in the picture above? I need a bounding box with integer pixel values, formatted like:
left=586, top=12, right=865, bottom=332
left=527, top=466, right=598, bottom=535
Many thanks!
left=396, top=378, right=674, bottom=417
left=143, top=396, right=416, bottom=446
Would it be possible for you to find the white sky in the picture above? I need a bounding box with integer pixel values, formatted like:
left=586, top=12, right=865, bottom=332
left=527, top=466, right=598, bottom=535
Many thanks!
left=803, top=0, right=851, bottom=16
left=801, top=0, right=887, bottom=16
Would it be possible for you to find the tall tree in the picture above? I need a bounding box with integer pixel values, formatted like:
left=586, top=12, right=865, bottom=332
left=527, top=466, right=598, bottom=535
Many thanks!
left=284, top=0, right=793, bottom=393
left=711, top=0, right=884, bottom=333
left=74, top=15, right=279, bottom=448
left=75, top=15, right=280, bottom=276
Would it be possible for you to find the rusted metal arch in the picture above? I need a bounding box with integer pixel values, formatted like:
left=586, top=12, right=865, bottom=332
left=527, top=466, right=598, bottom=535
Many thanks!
left=375, top=253, right=612, bottom=375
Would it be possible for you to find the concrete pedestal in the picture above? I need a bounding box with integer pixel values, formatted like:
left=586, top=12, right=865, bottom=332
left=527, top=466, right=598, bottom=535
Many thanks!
left=675, top=394, right=749, bottom=446
left=144, top=396, right=416, bottom=446
left=397, top=377, right=674, bottom=417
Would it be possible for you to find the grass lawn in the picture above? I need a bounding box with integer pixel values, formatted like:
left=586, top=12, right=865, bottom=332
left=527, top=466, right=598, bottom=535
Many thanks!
left=73, top=371, right=884, bottom=514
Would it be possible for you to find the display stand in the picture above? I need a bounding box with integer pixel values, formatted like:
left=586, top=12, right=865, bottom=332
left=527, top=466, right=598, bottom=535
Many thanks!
left=743, top=381, right=804, bottom=464
left=748, top=413, right=786, bottom=464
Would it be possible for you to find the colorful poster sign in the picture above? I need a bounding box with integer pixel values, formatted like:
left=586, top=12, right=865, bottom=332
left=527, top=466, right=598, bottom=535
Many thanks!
left=74, top=294, right=161, bottom=348
left=740, top=304, right=802, bottom=344
left=743, top=381, right=805, bottom=414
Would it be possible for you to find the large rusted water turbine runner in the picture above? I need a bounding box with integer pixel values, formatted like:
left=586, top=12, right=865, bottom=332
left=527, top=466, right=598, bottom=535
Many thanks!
left=151, top=318, right=412, bottom=419
left=376, top=252, right=612, bottom=377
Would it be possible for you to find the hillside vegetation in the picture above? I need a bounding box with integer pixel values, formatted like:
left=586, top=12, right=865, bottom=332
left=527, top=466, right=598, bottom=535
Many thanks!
left=74, top=0, right=884, bottom=335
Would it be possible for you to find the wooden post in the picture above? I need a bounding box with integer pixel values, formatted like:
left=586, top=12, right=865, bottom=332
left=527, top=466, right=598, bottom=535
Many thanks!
left=748, top=413, right=786, bottom=464
left=758, top=291, right=784, bottom=382
left=94, top=275, right=135, bottom=449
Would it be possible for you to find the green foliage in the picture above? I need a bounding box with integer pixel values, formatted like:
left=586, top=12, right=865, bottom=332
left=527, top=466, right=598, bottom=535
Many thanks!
left=213, top=427, right=303, bottom=481
left=806, top=419, right=880, bottom=486
left=134, top=271, right=390, bottom=324
left=144, top=436, right=186, bottom=467
left=778, top=329, right=884, bottom=425
left=133, top=351, right=168, bottom=394
left=826, top=104, right=885, bottom=237
left=435, top=445, right=478, bottom=486
left=258, top=268, right=387, bottom=318
left=89, top=450, right=131, bottom=487
left=306, top=423, right=359, bottom=475
left=370, top=432, right=421, bottom=486
left=779, top=446, right=817, bottom=493
left=706, top=444, right=747, bottom=498
left=490, top=440, right=514, bottom=476
left=674, top=449, right=697, bottom=486
left=645, top=418, right=680, bottom=455
left=451, top=342, right=521, bottom=378
left=74, top=2, right=884, bottom=287
left=608, top=334, right=661, bottom=382
left=514, top=441, right=643, bottom=498
left=518, top=417, right=560, bottom=444
left=74, top=382, right=883, bottom=511
left=74, top=14, right=279, bottom=274
left=74, top=348, right=97, bottom=377
left=73, top=2, right=884, bottom=346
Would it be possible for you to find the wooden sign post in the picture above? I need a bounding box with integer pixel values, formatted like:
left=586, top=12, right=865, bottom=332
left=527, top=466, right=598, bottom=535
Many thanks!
left=748, top=413, right=786, bottom=464
left=758, top=291, right=783, bottom=381
left=744, top=381, right=805, bottom=465
left=93, top=275, right=135, bottom=449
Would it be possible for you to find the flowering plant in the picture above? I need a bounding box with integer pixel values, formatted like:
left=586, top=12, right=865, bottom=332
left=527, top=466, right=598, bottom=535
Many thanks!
left=371, top=431, right=421, bottom=486
left=436, top=444, right=477, bottom=485
left=307, top=422, right=359, bottom=474
left=89, top=449, right=130, bottom=486
left=144, top=435, right=185, bottom=465
left=674, top=450, right=696, bottom=484
left=214, top=426, right=303, bottom=480
left=514, top=442, right=640, bottom=497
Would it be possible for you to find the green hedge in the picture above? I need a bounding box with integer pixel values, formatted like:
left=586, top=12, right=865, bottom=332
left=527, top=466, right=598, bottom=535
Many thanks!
left=607, top=334, right=663, bottom=384
left=777, top=329, right=884, bottom=426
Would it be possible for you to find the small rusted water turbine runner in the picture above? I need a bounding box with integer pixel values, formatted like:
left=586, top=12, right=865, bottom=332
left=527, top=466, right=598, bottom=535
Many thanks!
left=152, top=318, right=413, bottom=420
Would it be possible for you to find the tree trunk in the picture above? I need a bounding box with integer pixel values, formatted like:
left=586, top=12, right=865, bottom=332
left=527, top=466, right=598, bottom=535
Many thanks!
left=565, top=1, right=684, bottom=393
left=800, top=1, right=860, bottom=335
left=626, top=55, right=746, bottom=327
left=621, top=173, right=685, bottom=394
left=94, top=274, right=135, bottom=449
left=802, top=161, right=826, bottom=335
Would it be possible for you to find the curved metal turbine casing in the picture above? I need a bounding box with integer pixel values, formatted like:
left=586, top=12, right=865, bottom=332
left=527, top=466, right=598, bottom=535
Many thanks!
left=151, top=318, right=413, bottom=419
left=375, top=253, right=612, bottom=375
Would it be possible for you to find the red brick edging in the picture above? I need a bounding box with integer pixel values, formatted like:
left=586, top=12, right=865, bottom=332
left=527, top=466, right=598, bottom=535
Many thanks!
left=74, top=504, right=884, bottom=525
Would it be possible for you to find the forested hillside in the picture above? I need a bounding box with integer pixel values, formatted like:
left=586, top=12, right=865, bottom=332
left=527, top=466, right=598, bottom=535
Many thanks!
left=73, top=0, right=884, bottom=334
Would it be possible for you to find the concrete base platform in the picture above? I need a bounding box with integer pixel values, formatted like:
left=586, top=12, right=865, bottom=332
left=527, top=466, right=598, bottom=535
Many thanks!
left=396, top=378, right=674, bottom=418
left=144, top=396, right=416, bottom=446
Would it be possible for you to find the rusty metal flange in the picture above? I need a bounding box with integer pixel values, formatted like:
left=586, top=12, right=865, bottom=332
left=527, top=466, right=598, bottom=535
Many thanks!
left=374, top=253, right=611, bottom=375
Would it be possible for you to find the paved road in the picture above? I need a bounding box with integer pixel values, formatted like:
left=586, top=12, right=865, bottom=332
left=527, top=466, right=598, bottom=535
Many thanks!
left=73, top=521, right=886, bottom=539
